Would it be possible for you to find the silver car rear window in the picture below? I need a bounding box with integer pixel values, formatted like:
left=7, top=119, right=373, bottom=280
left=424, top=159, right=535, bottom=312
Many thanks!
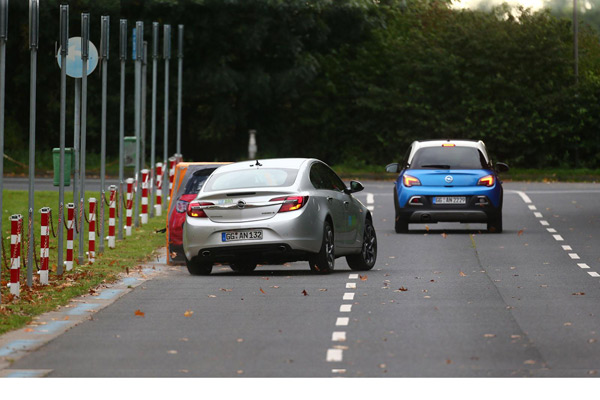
left=203, top=168, right=299, bottom=192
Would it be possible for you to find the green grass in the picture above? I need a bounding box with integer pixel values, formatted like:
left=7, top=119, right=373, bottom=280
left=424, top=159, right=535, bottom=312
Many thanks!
left=0, top=189, right=168, bottom=335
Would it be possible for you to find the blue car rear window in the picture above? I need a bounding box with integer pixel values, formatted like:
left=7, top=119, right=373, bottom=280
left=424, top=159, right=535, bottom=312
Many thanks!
left=410, top=147, right=489, bottom=169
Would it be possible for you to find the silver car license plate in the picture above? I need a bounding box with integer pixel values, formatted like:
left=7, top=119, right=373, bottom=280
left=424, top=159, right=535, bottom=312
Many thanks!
left=222, top=230, right=263, bottom=242
left=434, top=196, right=466, bottom=205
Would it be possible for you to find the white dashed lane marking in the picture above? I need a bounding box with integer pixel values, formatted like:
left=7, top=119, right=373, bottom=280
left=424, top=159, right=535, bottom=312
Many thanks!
left=343, top=293, right=355, bottom=301
left=346, top=282, right=357, bottom=289
left=335, top=317, right=349, bottom=326
left=332, top=332, right=346, bottom=342
left=327, top=349, right=343, bottom=362
left=513, top=190, right=599, bottom=284
left=340, top=305, right=352, bottom=313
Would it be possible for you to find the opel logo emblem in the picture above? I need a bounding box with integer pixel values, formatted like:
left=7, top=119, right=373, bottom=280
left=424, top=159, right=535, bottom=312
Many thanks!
left=237, top=200, right=246, bottom=209
left=445, top=175, right=453, bottom=184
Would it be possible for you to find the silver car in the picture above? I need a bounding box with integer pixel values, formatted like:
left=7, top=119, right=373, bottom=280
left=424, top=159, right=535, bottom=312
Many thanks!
left=182, top=158, right=377, bottom=275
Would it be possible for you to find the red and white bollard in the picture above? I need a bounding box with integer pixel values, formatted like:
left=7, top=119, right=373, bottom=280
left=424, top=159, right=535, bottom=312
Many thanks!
left=125, top=178, right=134, bottom=236
left=141, top=169, right=149, bottom=224
left=66, top=203, right=75, bottom=271
left=155, top=162, right=163, bottom=216
left=88, top=198, right=97, bottom=263
left=108, top=185, right=117, bottom=248
left=9, top=214, right=23, bottom=296
left=168, top=156, right=176, bottom=201
left=39, top=208, right=51, bottom=285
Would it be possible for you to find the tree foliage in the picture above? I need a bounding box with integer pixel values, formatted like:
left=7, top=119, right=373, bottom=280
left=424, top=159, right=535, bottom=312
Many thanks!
left=2, top=0, right=599, bottom=169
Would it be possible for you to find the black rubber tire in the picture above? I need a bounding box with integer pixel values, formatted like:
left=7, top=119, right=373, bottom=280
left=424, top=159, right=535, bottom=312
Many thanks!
left=185, top=257, right=213, bottom=275
left=346, top=218, right=377, bottom=271
left=393, top=189, right=409, bottom=233
left=230, top=263, right=257, bottom=274
left=487, top=210, right=503, bottom=233
left=309, top=220, right=335, bottom=274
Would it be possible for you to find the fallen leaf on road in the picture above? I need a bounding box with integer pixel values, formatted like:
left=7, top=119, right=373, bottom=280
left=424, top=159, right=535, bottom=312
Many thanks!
left=459, top=271, right=467, bottom=277
left=260, top=277, right=269, bottom=280
left=564, top=322, right=572, bottom=326
left=518, top=229, right=524, bottom=236
left=184, top=310, right=194, bottom=317
left=237, top=338, right=244, bottom=343
left=259, top=288, right=266, bottom=294
left=24, top=328, right=34, bottom=332
left=588, top=339, right=597, bottom=344
left=511, top=335, right=521, bottom=339
left=179, top=338, right=189, bottom=342
left=134, top=309, right=145, bottom=317
left=318, top=288, right=327, bottom=291
left=441, top=233, right=448, bottom=238
left=446, top=359, right=452, bottom=364
left=167, top=350, right=177, bottom=355
left=396, top=287, right=408, bottom=292
left=179, top=370, right=189, bottom=373
left=425, top=225, right=430, bottom=232
left=484, top=334, right=496, bottom=338
left=302, top=289, right=309, bottom=296
left=572, top=292, right=585, bottom=296
left=523, top=360, right=536, bottom=365
left=270, top=286, right=280, bottom=289
left=360, top=275, right=368, bottom=281
left=208, top=295, right=217, bottom=298
left=219, top=288, right=232, bottom=292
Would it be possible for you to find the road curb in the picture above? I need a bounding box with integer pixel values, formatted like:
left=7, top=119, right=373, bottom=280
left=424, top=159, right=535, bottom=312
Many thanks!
left=0, top=247, right=169, bottom=376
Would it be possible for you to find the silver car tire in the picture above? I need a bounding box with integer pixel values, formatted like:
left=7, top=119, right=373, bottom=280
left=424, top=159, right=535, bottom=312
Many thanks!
left=309, top=220, right=335, bottom=274
left=185, top=257, right=213, bottom=276
left=346, top=218, right=377, bottom=271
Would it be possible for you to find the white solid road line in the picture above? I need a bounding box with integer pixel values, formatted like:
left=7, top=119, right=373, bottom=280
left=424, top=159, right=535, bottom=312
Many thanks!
left=508, top=190, right=532, bottom=204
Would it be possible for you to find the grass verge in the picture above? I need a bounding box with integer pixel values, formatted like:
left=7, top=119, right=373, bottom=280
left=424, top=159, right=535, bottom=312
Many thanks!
left=0, top=190, right=167, bottom=335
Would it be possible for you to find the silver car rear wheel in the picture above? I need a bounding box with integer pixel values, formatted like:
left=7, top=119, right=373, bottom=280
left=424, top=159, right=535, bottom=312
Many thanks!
left=309, top=221, right=335, bottom=274
left=347, top=218, right=377, bottom=271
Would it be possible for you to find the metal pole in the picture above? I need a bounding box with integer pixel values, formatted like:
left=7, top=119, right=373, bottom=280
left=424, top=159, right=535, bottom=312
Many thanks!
left=78, top=13, right=89, bottom=265
left=57, top=4, right=68, bottom=276
left=141, top=41, right=147, bottom=171
left=574, top=0, right=579, bottom=84
left=134, top=21, right=143, bottom=228
left=99, top=15, right=109, bottom=254
left=0, top=0, right=8, bottom=299
left=162, top=24, right=171, bottom=207
left=27, top=0, right=39, bottom=287
left=176, top=25, right=183, bottom=156
left=118, top=19, right=127, bottom=240
left=150, top=22, right=159, bottom=218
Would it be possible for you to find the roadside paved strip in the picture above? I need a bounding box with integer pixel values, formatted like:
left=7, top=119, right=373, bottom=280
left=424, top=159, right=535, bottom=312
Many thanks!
left=0, top=248, right=169, bottom=377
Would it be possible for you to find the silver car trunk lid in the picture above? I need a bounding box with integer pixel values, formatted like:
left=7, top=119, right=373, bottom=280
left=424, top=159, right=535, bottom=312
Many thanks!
left=198, top=190, right=298, bottom=223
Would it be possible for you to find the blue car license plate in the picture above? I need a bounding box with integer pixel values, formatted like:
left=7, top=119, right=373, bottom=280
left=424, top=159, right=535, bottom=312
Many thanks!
left=434, top=196, right=466, bottom=205
left=222, top=230, right=263, bottom=242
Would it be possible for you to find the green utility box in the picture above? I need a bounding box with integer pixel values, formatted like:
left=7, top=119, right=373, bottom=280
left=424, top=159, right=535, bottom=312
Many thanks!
left=52, top=147, right=74, bottom=186
left=124, top=136, right=137, bottom=167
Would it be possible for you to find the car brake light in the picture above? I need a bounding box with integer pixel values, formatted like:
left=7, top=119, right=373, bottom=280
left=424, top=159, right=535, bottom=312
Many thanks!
left=270, top=196, right=308, bottom=213
left=442, top=143, right=455, bottom=147
left=403, top=175, right=421, bottom=187
left=187, top=201, right=214, bottom=218
left=477, top=175, right=494, bottom=187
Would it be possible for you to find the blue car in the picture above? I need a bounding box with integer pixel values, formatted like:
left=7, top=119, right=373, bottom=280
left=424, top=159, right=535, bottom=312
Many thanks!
left=385, top=140, right=509, bottom=233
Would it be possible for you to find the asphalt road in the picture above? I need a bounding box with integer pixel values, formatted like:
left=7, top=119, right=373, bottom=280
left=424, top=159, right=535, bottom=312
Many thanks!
left=2, top=180, right=600, bottom=377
